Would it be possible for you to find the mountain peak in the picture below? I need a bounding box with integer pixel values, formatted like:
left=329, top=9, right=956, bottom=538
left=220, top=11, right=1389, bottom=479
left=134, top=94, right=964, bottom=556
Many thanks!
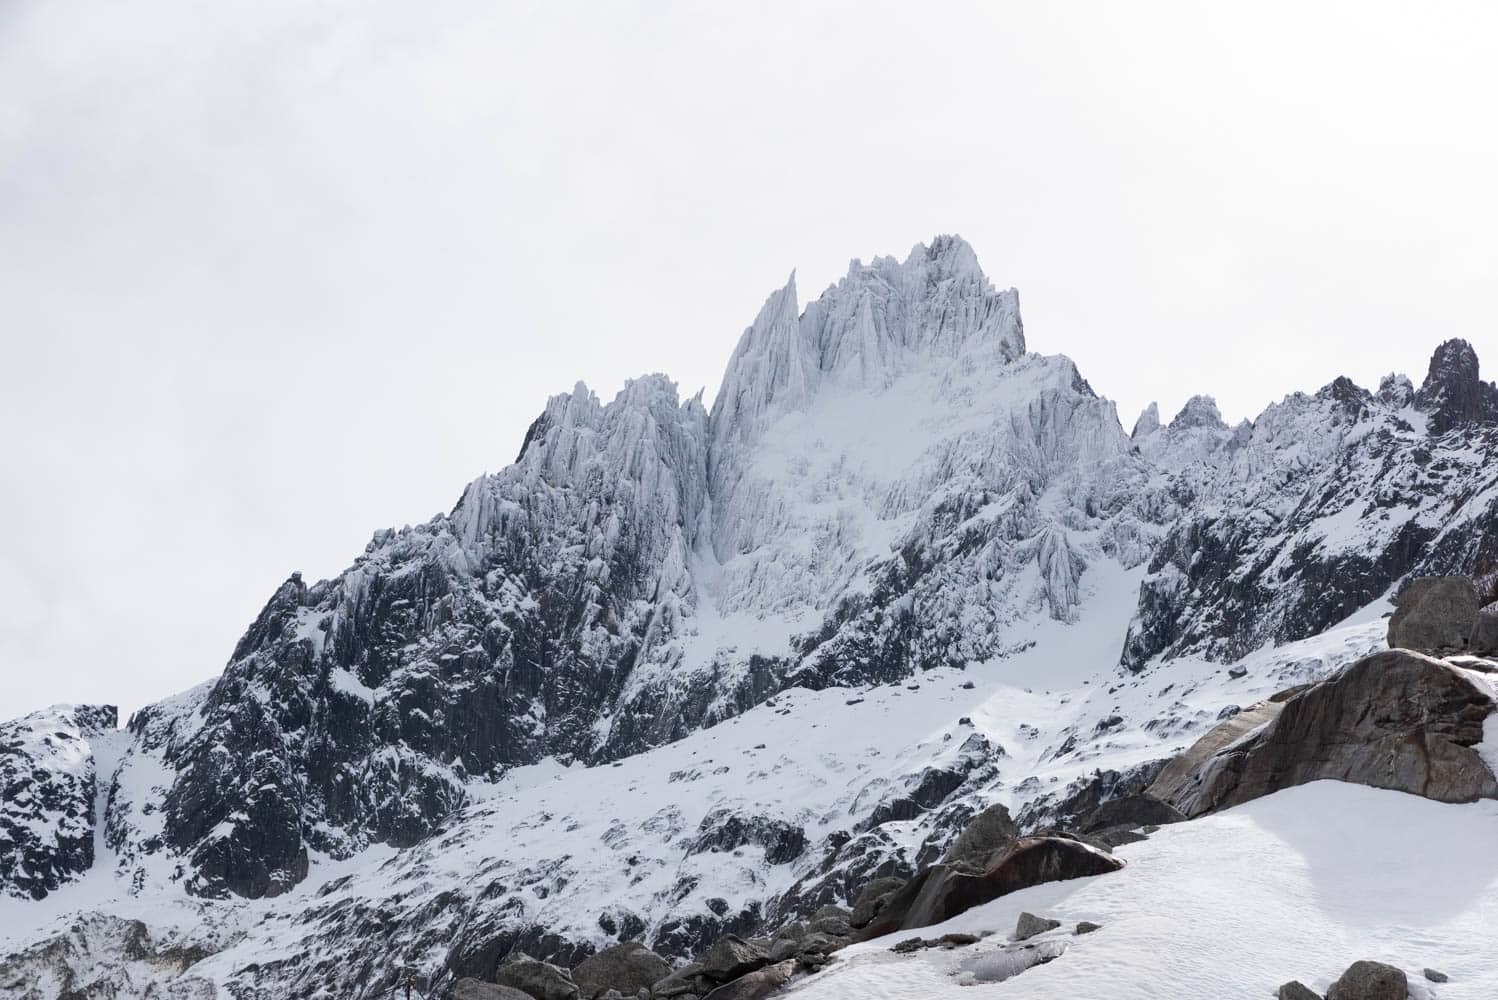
left=712, top=236, right=1023, bottom=450
left=1169, top=394, right=1227, bottom=431
left=1131, top=402, right=1162, bottom=439
left=1415, top=338, right=1498, bottom=434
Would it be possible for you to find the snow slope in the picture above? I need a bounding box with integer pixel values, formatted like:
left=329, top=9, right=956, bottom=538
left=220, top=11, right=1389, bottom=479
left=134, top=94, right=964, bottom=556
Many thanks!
left=0, top=573, right=1393, bottom=998
left=789, top=781, right=1497, bottom=1000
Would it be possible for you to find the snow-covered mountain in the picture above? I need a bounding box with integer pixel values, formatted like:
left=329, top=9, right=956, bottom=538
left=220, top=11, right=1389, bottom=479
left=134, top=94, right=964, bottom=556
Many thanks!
left=3, top=236, right=1497, bottom=999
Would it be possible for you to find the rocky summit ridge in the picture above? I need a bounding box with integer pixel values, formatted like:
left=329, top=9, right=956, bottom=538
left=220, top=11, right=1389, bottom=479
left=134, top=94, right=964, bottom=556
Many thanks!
left=3, top=236, right=1498, bottom=1000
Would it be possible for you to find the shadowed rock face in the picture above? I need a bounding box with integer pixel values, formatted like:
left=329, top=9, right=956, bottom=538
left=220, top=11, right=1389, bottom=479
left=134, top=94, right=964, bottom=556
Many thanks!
left=1149, top=649, right=1498, bottom=818
left=1415, top=338, right=1498, bottom=435
left=863, top=836, right=1124, bottom=937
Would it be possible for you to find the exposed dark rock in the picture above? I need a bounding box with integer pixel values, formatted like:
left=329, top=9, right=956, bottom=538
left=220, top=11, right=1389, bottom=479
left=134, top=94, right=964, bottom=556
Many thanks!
left=807, top=915, right=851, bottom=939
left=768, top=923, right=805, bottom=943
left=766, top=939, right=798, bottom=963
left=1388, top=576, right=1480, bottom=654
left=796, top=932, right=843, bottom=955
left=689, top=811, right=806, bottom=866
left=941, top=802, right=1017, bottom=867
left=0, top=705, right=115, bottom=901
left=1013, top=912, right=1059, bottom=940
left=652, top=906, right=761, bottom=963
left=1415, top=338, right=1498, bottom=434
left=1074, top=922, right=1101, bottom=935
left=1326, top=960, right=1407, bottom=1000
left=571, top=942, right=672, bottom=1000
left=1471, top=606, right=1498, bottom=656
left=1015, top=760, right=1167, bottom=835
left=864, top=837, right=1123, bottom=937
left=449, top=924, right=595, bottom=983
left=890, top=937, right=926, bottom=954
left=1424, top=967, right=1449, bottom=983
left=937, top=932, right=981, bottom=948
left=1073, top=794, right=1183, bottom=836
left=495, top=955, right=580, bottom=1000
left=1148, top=650, right=1498, bottom=817
left=699, top=961, right=794, bottom=1000
left=849, top=877, right=906, bottom=929
left=696, top=936, right=769, bottom=984
left=455, top=980, right=537, bottom=1000
left=856, top=765, right=969, bottom=830
left=1276, top=981, right=1320, bottom=1000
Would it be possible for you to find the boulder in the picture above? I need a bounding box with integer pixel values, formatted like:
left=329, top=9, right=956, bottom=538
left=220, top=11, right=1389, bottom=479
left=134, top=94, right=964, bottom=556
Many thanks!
left=454, top=981, right=537, bottom=1000
left=1075, top=794, right=1183, bottom=835
left=1074, top=922, right=1101, bottom=935
left=1473, top=606, right=1498, bottom=656
left=1424, top=968, right=1449, bottom=983
left=807, top=915, right=851, bottom=938
left=697, top=936, right=769, bottom=983
left=849, top=877, right=907, bottom=929
left=1276, top=982, right=1320, bottom=1000
left=1147, top=698, right=1286, bottom=811
left=572, top=942, right=673, bottom=1000
left=768, top=922, right=805, bottom=943
left=1326, top=960, right=1407, bottom=1000
left=699, top=961, right=794, bottom=1000
left=1148, top=649, right=1498, bottom=817
left=941, top=802, right=1017, bottom=868
left=649, top=964, right=707, bottom=999
left=767, top=938, right=798, bottom=963
left=809, top=905, right=851, bottom=924
left=1388, top=576, right=1480, bottom=654
left=796, top=932, right=841, bottom=955
left=1013, top=912, right=1059, bottom=940
left=495, top=955, right=581, bottom=1000
left=863, top=836, right=1123, bottom=937
left=936, top=932, right=980, bottom=948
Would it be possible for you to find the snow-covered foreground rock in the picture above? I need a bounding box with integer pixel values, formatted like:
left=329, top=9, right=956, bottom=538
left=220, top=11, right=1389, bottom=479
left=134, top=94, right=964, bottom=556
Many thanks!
left=4, top=234, right=1498, bottom=998
left=790, top=781, right=1498, bottom=1000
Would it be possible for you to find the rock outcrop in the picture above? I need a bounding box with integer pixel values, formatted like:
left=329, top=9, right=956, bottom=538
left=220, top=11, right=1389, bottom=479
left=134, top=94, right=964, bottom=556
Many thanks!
left=0, top=705, right=116, bottom=901
left=1149, top=649, right=1498, bottom=817
left=1414, top=338, right=1498, bottom=435
left=864, top=836, right=1123, bottom=937
left=1388, top=576, right=1481, bottom=654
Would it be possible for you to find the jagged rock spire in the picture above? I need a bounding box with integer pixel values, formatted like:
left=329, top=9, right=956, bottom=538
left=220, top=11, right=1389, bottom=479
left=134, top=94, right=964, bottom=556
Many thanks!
left=1415, top=338, right=1498, bottom=434
left=1169, top=395, right=1227, bottom=431
left=1131, top=403, right=1161, bottom=439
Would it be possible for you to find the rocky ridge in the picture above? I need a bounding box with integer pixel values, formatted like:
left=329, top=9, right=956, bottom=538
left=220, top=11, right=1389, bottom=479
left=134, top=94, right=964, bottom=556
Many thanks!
left=3, top=236, right=1498, bottom=999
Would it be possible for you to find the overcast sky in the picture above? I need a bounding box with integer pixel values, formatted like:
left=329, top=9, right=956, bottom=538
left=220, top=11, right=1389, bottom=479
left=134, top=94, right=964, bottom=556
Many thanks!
left=2, top=1, right=1496, bottom=720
